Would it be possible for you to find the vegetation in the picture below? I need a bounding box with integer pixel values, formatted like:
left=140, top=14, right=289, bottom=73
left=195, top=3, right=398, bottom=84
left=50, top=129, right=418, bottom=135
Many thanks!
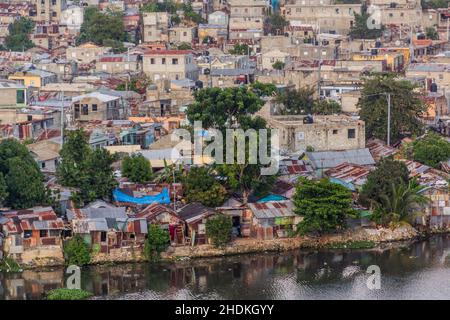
left=312, top=99, right=342, bottom=115
left=63, top=235, right=91, bottom=266
left=266, top=13, right=289, bottom=35
left=250, top=81, right=277, bottom=97
left=183, top=167, right=227, bottom=207
left=122, top=154, right=153, bottom=183
left=421, top=0, right=450, bottom=9
left=0, top=139, right=48, bottom=209
left=229, top=43, right=250, bottom=55
left=426, top=27, right=439, bottom=40
left=46, top=288, right=93, bottom=300
left=0, top=256, right=21, bottom=272
left=370, top=181, right=429, bottom=226
left=272, top=61, right=285, bottom=70
left=348, top=8, right=384, bottom=39
left=412, top=133, right=450, bottom=169
left=358, top=73, right=426, bottom=143
left=275, top=87, right=315, bottom=115
left=140, top=1, right=204, bottom=23
left=115, top=75, right=152, bottom=94
left=57, top=129, right=118, bottom=205
left=144, top=224, right=170, bottom=261
left=293, top=178, right=356, bottom=235
left=176, top=42, right=192, bottom=50
left=205, top=215, right=232, bottom=247
left=359, top=158, right=409, bottom=208
left=4, top=17, right=34, bottom=52
left=77, top=7, right=126, bottom=50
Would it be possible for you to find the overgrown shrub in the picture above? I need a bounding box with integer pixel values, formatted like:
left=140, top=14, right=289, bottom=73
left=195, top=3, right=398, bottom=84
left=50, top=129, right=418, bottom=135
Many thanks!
left=205, top=215, right=232, bottom=247
left=144, top=224, right=170, bottom=261
left=46, top=288, right=92, bottom=300
left=63, top=235, right=91, bottom=266
left=0, top=256, right=21, bottom=272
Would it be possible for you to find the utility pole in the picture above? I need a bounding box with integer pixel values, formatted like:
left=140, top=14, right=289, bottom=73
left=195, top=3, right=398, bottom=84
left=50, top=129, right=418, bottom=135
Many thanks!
left=386, top=93, right=391, bottom=146
left=60, top=90, right=64, bottom=146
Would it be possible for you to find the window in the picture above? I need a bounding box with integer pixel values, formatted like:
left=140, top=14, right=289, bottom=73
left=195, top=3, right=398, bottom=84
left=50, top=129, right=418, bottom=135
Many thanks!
left=41, top=162, right=46, bottom=169
left=100, top=231, right=107, bottom=242
left=172, top=58, right=179, bottom=65
left=332, top=129, right=338, bottom=134
left=92, top=104, right=98, bottom=111
left=16, top=90, right=25, bottom=104
left=40, top=230, right=48, bottom=238
left=51, top=0, right=56, bottom=5
left=150, top=58, right=155, bottom=64
left=162, top=58, right=166, bottom=64
left=52, top=11, right=57, bottom=17
left=82, top=104, right=88, bottom=115
left=348, top=128, right=356, bottom=139
left=183, top=31, right=187, bottom=36
left=24, top=230, right=32, bottom=239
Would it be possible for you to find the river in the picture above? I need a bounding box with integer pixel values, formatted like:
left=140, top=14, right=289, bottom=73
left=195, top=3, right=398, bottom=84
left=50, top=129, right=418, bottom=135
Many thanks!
left=2, top=235, right=450, bottom=300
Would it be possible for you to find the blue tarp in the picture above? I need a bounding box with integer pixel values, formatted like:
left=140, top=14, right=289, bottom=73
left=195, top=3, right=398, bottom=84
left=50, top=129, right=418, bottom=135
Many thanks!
left=113, top=188, right=171, bottom=205
left=257, top=194, right=288, bottom=202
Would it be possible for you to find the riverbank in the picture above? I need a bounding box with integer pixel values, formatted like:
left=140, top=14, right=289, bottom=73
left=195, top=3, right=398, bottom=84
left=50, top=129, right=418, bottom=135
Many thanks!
left=160, top=224, right=421, bottom=261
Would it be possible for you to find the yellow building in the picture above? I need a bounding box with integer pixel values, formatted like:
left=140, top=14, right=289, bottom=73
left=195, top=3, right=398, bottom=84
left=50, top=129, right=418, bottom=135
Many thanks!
left=8, top=69, right=57, bottom=88
left=351, top=51, right=405, bottom=72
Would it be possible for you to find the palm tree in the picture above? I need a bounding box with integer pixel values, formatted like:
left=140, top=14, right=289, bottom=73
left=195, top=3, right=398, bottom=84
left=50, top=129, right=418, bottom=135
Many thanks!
left=371, top=180, right=429, bottom=226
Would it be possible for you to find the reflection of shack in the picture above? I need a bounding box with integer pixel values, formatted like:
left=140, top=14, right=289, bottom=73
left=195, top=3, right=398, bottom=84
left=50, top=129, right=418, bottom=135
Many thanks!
left=247, top=201, right=301, bottom=240
left=0, top=207, right=64, bottom=266
left=135, top=203, right=185, bottom=245
left=177, top=203, right=217, bottom=245
left=67, top=206, right=148, bottom=253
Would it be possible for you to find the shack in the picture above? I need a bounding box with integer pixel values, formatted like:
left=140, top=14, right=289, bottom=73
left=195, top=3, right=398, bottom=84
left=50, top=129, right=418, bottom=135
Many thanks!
left=177, top=202, right=217, bottom=245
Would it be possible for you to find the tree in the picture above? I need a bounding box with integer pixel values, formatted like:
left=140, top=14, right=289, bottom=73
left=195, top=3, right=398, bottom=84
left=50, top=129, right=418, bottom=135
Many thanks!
left=122, top=154, right=153, bottom=183
left=205, top=215, right=232, bottom=247
left=176, top=42, right=192, bottom=50
left=359, top=158, right=410, bottom=207
left=183, top=167, right=227, bottom=207
left=63, top=235, right=91, bottom=266
left=5, top=157, right=47, bottom=209
left=183, top=3, right=205, bottom=24
left=421, top=0, right=450, bottom=9
left=370, top=181, right=429, bottom=226
left=266, top=13, right=289, bottom=35
left=412, top=133, right=450, bottom=168
left=426, top=27, right=439, bottom=40
left=76, top=7, right=126, bottom=46
left=358, top=73, right=426, bottom=143
left=229, top=43, right=250, bottom=55
left=348, top=10, right=384, bottom=39
left=272, top=61, right=285, bottom=70
left=250, top=81, right=277, bottom=97
left=312, top=99, right=342, bottom=115
left=0, top=139, right=32, bottom=174
left=293, top=178, right=356, bottom=235
left=144, top=224, right=170, bottom=261
left=275, top=87, right=315, bottom=115
left=4, top=17, right=34, bottom=51
left=0, top=173, right=8, bottom=207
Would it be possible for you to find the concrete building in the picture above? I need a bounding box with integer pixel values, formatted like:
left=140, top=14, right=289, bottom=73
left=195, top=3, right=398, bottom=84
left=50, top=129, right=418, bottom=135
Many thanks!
left=406, top=63, right=450, bottom=91
left=143, top=50, right=199, bottom=81
left=142, top=11, right=170, bottom=43
left=72, top=92, right=124, bottom=122
left=169, top=26, right=197, bottom=44
left=266, top=114, right=366, bottom=153
left=36, top=0, right=67, bottom=23
left=66, top=42, right=111, bottom=64
left=208, top=10, right=229, bottom=26
left=8, top=68, right=57, bottom=88
left=95, top=53, right=141, bottom=74
left=261, top=49, right=291, bottom=70
left=229, top=0, right=270, bottom=30
left=60, top=5, right=84, bottom=33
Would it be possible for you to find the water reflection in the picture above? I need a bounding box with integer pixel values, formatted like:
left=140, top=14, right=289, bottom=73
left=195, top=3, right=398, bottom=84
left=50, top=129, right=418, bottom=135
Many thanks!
left=2, top=235, right=450, bottom=300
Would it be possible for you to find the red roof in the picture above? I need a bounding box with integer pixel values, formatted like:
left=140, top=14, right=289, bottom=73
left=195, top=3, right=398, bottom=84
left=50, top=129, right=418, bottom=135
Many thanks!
left=144, top=50, right=192, bottom=55
left=98, top=56, right=123, bottom=62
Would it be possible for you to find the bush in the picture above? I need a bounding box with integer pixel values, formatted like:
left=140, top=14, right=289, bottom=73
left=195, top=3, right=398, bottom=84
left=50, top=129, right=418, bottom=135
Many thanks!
left=0, top=256, right=21, bottom=272
left=144, top=224, right=170, bottom=261
left=46, top=288, right=92, bottom=300
left=205, top=215, right=232, bottom=247
left=64, top=235, right=91, bottom=266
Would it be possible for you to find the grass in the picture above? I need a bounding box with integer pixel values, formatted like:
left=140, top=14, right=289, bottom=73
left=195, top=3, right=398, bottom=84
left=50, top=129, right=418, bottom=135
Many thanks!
left=0, top=257, right=22, bottom=272
left=323, top=240, right=376, bottom=249
left=46, top=288, right=93, bottom=300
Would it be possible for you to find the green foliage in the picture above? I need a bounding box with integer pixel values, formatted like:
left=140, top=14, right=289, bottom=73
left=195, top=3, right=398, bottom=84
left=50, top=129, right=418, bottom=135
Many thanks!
left=176, top=42, right=192, bottom=50
left=46, top=288, right=93, bottom=300
left=250, top=81, right=277, bottom=97
left=202, top=36, right=214, bottom=44
left=0, top=172, right=8, bottom=206
left=426, top=27, right=439, bottom=40
left=183, top=3, right=205, bottom=24
left=275, top=87, right=315, bottom=115
left=63, top=235, right=91, bottom=266
left=58, top=129, right=118, bottom=205
left=359, top=158, right=409, bottom=207
left=140, top=0, right=178, bottom=13
left=348, top=9, right=384, bottom=39
left=171, top=14, right=181, bottom=25
left=144, top=224, right=170, bottom=261
left=115, top=75, right=151, bottom=94
left=183, top=167, right=227, bottom=207
left=77, top=7, right=126, bottom=46
left=421, top=0, right=450, bottom=9
left=370, top=180, right=429, bottom=226
left=205, top=215, right=232, bottom=247
left=266, top=13, right=289, bottom=35
left=293, top=178, right=356, bottom=235
left=412, top=133, right=450, bottom=168
left=229, top=43, right=250, bottom=55
left=0, top=256, right=21, bottom=272
left=122, top=154, right=153, bottom=183
left=312, top=99, right=342, bottom=115
left=4, top=17, right=34, bottom=51
left=102, top=38, right=126, bottom=53
left=272, top=61, right=285, bottom=70
left=358, top=73, right=426, bottom=143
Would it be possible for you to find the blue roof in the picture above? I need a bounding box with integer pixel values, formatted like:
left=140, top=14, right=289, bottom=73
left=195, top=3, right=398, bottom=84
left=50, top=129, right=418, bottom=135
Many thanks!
left=257, top=194, right=288, bottom=202
left=113, top=188, right=171, bottom=205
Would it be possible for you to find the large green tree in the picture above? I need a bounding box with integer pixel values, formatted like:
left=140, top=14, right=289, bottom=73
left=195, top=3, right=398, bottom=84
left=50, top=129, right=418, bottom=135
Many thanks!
left=412, top=133, right=450, bottom=168
left=0, top=173, right=8, bottom=207
left=348, top=9, right=385, bottom=39
left=183, top=167, right=227, bottom=207
left=77, top=7, right=126, bottom=48
left=205, top=215, right=232, bottom=247
left=4, top=17, right=34, bottom=51
left=359, top=158, right=410, bottom=208
left=266, top=13, right=289, bottom=35
left=122, top=154, right=153, bottom=183
left=293, top=178, right=356, bottom=235
left=275, top=87, right=315, bottom=115
left=358, top=74, right=426, bottom=143
left=312, top=99, right=342, bottom=115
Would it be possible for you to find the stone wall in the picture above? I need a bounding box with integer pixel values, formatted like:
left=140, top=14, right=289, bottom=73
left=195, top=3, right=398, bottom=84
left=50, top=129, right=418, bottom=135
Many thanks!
left=90, top=245, right=146, bottom=264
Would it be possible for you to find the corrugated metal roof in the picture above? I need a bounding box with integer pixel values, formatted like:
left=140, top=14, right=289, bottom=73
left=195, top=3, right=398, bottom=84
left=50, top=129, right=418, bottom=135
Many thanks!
left=325, top=162, right=372, bottom=188
left=306, top=148, right=375, bottom=169
left=248, top=201, right=295, bottom=219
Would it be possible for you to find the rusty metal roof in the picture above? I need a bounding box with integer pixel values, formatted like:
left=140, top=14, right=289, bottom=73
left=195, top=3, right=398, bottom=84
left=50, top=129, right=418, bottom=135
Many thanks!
left=325, top=162, right=373, bottom=188
left=248, top=201, right=295, bottom=219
